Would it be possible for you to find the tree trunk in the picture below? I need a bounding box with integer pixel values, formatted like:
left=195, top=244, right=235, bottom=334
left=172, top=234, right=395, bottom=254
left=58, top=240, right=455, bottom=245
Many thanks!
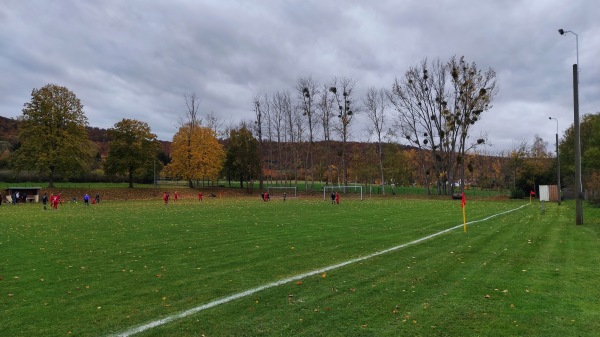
left=48, top=166, right=56, bottom=188
left=378, top=142, right=385, bottom=195
left=128, top=168, right=134, bottom=188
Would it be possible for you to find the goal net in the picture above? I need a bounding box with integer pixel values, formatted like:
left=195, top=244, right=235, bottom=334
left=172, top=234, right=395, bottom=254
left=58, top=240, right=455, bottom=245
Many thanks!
left=266, top=186, right=298, bottom=198
left=323, top=185, right=363, bottom=201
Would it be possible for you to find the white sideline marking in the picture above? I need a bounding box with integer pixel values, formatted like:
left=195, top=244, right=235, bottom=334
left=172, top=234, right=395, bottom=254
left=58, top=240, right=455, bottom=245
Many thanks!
left=111, top=204, right=528, bottom=336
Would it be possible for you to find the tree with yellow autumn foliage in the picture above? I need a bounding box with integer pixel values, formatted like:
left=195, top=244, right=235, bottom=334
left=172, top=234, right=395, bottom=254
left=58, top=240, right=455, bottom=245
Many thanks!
left=166, top=122, right=224, bottom=187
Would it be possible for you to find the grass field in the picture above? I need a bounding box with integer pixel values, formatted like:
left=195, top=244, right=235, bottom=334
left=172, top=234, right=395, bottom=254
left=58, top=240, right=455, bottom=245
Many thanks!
left=2, top=196, right=599, bottom=336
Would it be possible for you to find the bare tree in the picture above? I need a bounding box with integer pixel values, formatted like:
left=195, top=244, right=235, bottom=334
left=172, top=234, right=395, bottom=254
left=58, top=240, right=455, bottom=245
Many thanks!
left=274, top=90, right=296, bottom=185
left=449, top=56, right=497, bottom=194
left=180, top=93, right=203, bottom=188
left=182, top=93, right=202, bottom=127
left=364, top=86, right=388, bottom=194
left=204, top=111, right=225, bottom=139
left=318, top=83, right=336, bottom=142
left=262, top=94, right=274, bottom=186
left=253, top=95, right=265, bottom=190
left=388, top=59, right=450, bottom=194
left=329, top=77, right=357, bottom=188
left=297, top=76, right=320, bottom=190
left=316, top=81, right=337, bottom=186
left=388, top=56, right=497, bottom=195
left=290, top=101, right=305, bottom=187
left=271, top=91, right=286, bottom=185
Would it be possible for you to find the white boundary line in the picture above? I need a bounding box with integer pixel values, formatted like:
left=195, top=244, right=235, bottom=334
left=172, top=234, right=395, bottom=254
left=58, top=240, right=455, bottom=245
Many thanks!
left=111, top=204, right=528, bottom=337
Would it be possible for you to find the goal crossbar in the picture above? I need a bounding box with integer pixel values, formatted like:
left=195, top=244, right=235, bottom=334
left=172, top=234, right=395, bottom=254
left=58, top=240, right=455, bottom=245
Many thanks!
left=323, top=185, right=363, bottom=200
left=267, top=186, right=298, bottom=198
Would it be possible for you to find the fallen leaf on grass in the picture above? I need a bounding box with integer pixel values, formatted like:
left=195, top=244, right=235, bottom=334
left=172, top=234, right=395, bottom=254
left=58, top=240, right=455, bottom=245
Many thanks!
left=295, top=281, right=302, bottom=285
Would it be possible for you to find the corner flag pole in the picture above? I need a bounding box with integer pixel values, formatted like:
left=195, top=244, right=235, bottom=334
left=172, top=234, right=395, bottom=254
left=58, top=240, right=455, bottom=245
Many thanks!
left=530, top=190, right=535, bottom=204
left=462, top=192, right=467, bottom=233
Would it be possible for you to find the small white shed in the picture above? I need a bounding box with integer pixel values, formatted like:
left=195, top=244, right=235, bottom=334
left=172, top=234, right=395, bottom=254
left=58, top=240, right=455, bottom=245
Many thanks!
left=539, top=185, right=559, bottom=202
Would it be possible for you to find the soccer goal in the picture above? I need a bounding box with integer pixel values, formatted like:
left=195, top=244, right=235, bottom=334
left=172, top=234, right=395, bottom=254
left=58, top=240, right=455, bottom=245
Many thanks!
left=323, top=185, right=363, bottom=201
left=267, top=186, right=298, bottom=199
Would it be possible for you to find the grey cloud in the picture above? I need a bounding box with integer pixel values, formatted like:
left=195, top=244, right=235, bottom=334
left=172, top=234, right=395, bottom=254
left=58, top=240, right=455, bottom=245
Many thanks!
left=1, top=0, right=598, bottom=153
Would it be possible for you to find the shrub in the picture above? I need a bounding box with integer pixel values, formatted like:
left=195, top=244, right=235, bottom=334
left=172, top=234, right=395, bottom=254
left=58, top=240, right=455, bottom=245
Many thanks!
left=509, top=188, right=525, bottom=199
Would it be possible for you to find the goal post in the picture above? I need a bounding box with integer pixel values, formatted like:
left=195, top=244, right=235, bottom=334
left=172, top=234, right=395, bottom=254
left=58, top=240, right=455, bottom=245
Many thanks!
left=323, top=185, right=363, bottom=201
left=266, top=186, right=298, bottom=198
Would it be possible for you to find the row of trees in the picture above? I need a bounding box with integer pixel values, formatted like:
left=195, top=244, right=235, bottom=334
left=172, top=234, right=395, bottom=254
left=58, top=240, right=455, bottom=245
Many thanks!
left=10, top=72, right=597, bottom=201
left=249, top=56, right=497, bottom=195
left=11, top=84, right=163, bottom=187
left=9, top=84, right=257, bottom=189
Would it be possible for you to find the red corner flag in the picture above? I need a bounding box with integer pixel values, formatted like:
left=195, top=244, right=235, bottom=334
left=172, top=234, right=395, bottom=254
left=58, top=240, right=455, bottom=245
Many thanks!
left=461, top=192, right=466, bottom=208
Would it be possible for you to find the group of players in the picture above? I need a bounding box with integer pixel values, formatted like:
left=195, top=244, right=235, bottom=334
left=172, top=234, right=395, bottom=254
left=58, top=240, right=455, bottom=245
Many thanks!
left=40, top=192, right=101, bottom=210
left=35, top=190, right=342, bottom=208
left=162, top=191, right=204, bottom=204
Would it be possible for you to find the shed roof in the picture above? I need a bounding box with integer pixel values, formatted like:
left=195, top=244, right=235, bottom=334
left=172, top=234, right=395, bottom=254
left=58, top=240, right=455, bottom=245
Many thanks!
left=6, top=187, right=42, bottom=190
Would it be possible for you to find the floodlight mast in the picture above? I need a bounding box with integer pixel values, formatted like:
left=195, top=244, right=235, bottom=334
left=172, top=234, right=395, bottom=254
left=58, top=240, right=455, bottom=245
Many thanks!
left=558, top=28, right=583, bottom=224
left=558, top=29, right=579, bottom=71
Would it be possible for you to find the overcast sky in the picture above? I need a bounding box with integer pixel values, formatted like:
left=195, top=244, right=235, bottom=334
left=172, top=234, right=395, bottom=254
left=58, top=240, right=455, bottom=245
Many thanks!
left=1, top=0, right=598, bottom=153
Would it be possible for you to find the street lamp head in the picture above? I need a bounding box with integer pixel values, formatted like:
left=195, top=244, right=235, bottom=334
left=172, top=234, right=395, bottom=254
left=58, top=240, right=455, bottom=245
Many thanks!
left=558, top=28, right=565, bottom=35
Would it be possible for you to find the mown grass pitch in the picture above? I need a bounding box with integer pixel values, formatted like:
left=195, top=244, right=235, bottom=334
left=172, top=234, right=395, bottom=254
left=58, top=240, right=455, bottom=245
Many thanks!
left=2, top=197, right=600, bottom=336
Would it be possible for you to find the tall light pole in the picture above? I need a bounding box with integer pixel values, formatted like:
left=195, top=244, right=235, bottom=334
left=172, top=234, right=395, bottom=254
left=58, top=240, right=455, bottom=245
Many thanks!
left=549, top=117, right=561, bottom=205
left=558, top=29, right=579, bottom=73
left=558, top=28, right=583, bottom=224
